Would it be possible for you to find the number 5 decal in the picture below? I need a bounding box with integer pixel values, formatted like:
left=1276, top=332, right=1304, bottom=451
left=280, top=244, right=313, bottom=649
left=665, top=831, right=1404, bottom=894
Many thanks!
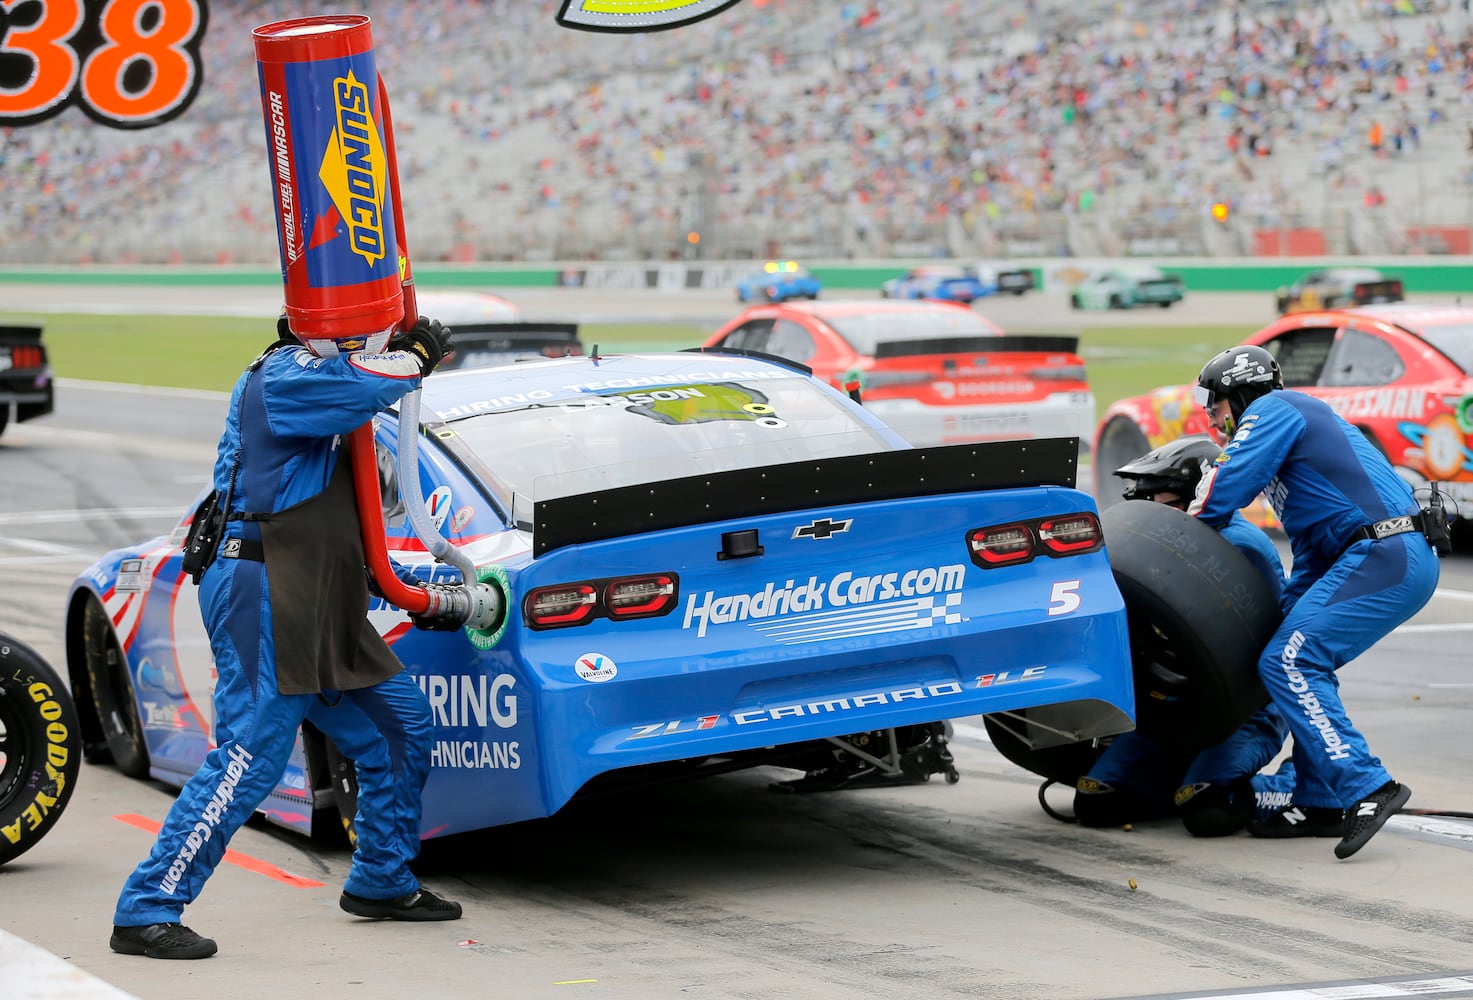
left=1048, top=580, right=1081, bottom=617
left=0, top=0, right=208, bottom=129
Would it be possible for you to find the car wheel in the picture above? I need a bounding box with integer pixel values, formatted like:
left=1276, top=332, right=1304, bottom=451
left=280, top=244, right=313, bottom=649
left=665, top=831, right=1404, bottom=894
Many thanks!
left=1092, top=417, right=1151, bottom=511
left=323, top=737, right=360, bottom=849
left=1158, top=300, right=1172, bottom=308
left=1101, top=502, right=1279, bottom=750
left=81, top=595, right=149, bottom=778
left=1108, top=294, right=1124, bottom=309
left=1070, top=294, right=1082, bottom=309
left=0, top=408, right=9, bottom=438
left=0, top=632, right=83, bottom=864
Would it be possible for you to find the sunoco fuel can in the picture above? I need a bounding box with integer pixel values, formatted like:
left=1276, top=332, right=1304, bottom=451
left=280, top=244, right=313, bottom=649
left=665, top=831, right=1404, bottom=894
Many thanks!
left=253, top=16, right=404, bottom=341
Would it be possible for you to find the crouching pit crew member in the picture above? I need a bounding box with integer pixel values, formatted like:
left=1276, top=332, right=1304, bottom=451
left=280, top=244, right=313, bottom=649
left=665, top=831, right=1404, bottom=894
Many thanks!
left=1189, top=345, right=1440, bottom=859
left=110, top=314, right=465, bottom=960
left=1075, top=435, right=1295, bottom=836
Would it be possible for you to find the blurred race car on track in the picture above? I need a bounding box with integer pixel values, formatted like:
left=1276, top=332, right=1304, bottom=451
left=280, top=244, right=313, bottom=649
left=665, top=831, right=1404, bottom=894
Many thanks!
left=1274, top=267, right=1404, bottom=315
left=1069, top=265, right=1185, bottom=310
left=1093, top=302, right=1473, bottom=517
left=880, top=264, right=1029, bottom=302
left=65, top=349, right=1144, bottom=842
left=416, top=290, right=583, bottom=369
left=0, top=324, right=54, bottom=439
left=735, top=261, right=822, bottom=303
left=704, top=300, right=1095, bottom=451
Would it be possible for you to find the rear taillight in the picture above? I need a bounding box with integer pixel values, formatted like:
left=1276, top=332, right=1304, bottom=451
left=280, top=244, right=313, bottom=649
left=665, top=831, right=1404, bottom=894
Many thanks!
left=525, top=573, right=680, bottom=629
left=1038, top=513, right=1103, bottom=555
left=606, top=574, right=677, bottom=618
left=968, top=523, right=1034, bottom=566
left=4, top=346, right=43, bottom=369
left=848, top=370, right=932, bottom=389
left=526, top=583, right=598, bottom=628
left=967, top=512, right=1103, bottom=568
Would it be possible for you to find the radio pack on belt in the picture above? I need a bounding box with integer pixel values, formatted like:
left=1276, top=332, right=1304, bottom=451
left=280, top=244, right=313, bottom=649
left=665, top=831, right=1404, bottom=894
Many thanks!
left=181, top=489, right=227, bottom=584
left=1419, top=482, right=1454, bottom=557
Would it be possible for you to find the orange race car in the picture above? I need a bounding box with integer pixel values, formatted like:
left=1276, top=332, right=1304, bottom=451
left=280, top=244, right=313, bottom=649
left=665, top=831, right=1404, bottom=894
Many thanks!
left=1093, top=303, right=1473, bottom=525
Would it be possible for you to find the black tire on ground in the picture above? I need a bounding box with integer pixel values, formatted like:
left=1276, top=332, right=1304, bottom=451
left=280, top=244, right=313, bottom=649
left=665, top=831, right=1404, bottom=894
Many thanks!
left=1092, top=417, right=1152, bottom=511
left=0, top=407, right=9, bottom=438
left=1102, top=502, right=1280, bottom=749
left=1070, top=293, right=1081, bottom=309
left=1158, top=300, right=1173, bottom=308
left=323, top=737, right=360, bottom=848
left=982, top=714, right=1107, bottom=787
left=0, top=632, right=83, bottom=864
left=1109, top=294, right=1124, bottom=309
left=82, top=596, right=149, bottom=777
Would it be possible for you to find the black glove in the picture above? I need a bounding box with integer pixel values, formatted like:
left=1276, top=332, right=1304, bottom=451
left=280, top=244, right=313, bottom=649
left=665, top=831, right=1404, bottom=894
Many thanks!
left=409, top=582, right=469, bottom=631
left=391, top=316, right=453, bottom=377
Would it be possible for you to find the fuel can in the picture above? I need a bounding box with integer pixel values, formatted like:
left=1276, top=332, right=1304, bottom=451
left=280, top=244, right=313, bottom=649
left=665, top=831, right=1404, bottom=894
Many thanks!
left=253, top=16, right=403, bottom=341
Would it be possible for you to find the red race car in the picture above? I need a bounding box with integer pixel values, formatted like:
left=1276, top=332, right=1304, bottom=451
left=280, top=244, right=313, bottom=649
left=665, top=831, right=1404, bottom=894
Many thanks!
left=1093, top=303, right=1473, bottom=520
left=704, top=299, right=1095, bottom=451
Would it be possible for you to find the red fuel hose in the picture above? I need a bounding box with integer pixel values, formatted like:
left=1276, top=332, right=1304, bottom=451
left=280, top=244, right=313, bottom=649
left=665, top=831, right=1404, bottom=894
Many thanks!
left=352, top=75, right=428, bottom=616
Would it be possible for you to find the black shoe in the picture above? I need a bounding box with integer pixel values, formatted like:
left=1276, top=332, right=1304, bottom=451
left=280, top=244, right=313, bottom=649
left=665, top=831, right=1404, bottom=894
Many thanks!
left=109, top=923, right=218, bottom=960
left=1336, top=780, right=1411, bottom=859
left=1246, top=803, right=1343, bottom=838
left=340, top=887, right=463, bottom=921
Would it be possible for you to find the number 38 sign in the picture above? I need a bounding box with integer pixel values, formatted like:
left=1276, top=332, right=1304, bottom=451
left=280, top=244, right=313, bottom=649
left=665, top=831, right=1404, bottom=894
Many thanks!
left=0, top=0, right=207, bottom=129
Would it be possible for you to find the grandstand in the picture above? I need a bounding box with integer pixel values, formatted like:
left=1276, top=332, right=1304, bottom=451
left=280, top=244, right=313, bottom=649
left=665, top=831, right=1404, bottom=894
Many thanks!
left=4, top=0, right=1473, bottom=264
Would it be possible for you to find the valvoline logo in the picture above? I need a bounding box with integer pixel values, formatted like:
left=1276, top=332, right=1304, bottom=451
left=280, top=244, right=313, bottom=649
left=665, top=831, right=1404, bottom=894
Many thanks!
left=319, top=69, right=387, bottom=268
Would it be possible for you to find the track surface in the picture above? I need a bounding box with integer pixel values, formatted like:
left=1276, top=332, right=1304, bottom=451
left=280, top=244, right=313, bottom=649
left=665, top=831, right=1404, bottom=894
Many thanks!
left=1, top=287, right=1471, bottom=1000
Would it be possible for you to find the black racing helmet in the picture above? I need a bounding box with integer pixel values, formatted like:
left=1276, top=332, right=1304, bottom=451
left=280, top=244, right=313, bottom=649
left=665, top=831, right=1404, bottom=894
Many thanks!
left=1195, top=345, right=1283, bottom=422
left=1115, top=435, right=1223, bottom=503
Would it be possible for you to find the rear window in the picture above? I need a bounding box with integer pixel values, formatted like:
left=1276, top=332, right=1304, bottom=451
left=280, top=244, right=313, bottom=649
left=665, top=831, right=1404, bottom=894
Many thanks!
left=1410, top=323, right=1473, bottom=373
left=824, top=310, right=999, bottom=357
left=429, top=375, right=893, bottom=515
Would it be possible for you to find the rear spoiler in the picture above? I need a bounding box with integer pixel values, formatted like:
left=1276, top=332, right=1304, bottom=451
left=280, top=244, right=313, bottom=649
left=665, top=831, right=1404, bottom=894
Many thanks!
left=0, top=325, right=45, bottom=347
left=437, top=322, right=582, bottom=370
left=874, top=334, right=1080, bottom=359
left=533, top=437, right=1079, bottom=556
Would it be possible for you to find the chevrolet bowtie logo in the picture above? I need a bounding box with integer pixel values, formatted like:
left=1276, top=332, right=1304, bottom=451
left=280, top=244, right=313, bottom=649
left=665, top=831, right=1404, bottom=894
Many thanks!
left=793, top=518, right=852, bottom=540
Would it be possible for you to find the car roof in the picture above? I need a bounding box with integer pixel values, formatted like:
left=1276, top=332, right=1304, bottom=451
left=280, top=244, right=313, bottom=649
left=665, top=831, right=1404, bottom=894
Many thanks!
left=1319, top=267, right=1386, bottom=280
left=1340, top=301, right=1473, bottom=329
left=416, top=290, right=522, bottom=324
left=419, top=350, right=816, bottom=418
left=766, top=298, right=987, bottom=319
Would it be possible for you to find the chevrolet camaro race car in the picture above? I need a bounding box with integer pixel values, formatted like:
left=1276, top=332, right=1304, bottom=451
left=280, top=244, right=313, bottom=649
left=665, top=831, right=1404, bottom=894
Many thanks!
left=413, top=290, right=583, bottom=369
left=703, top=300, right=1095, bottom=452
left=66, top=350, right=1162, bottom=842
left=1093, top=302, right=1473, bottom=518
left=0, top=325, right=55, bottom=439
left=1069, top=266, right=1185, bottom=310
left=880, top=265, right=1006, bottom=303
left=735, top=261, right=822, bottom=303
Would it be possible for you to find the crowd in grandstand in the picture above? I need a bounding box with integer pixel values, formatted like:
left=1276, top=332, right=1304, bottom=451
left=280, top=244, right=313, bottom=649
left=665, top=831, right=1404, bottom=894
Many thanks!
left=5, top=0, right=1473, bottom=263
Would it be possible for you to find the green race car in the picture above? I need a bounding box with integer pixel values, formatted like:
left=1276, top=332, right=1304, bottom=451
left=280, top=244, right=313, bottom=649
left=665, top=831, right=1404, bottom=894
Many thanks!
left=1069, top=265, right=1185, bottom=310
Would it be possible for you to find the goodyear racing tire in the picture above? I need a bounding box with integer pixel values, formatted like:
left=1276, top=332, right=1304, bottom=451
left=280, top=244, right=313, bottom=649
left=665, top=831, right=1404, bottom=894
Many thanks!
left=1102, top=502, right=1279, bottom=749
left=1092, top=417, right=1151, bottom=512
left=81, top=596, right=149, bottom=778
left=0, top=632, right=82, bottom=865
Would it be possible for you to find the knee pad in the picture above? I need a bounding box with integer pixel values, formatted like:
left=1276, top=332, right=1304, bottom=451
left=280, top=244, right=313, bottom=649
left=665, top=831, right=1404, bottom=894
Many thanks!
left=1176, top=780, right=1254, bottom=837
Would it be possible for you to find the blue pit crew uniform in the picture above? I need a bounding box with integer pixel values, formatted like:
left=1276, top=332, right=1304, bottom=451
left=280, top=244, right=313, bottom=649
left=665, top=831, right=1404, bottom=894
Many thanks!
left=1189, top=390, right=1439, bottom=811
left=114, top=341, right=435, bottom=928
left=1081, top=510, right=1295, bottom=825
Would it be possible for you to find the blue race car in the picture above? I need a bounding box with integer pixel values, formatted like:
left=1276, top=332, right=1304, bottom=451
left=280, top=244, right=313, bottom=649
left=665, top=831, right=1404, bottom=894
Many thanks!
left=65, top=350, right=1135, bottom=841
left=881, top=266, right=993, bottom=303
left=735, top=261, right=822, bottom=303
